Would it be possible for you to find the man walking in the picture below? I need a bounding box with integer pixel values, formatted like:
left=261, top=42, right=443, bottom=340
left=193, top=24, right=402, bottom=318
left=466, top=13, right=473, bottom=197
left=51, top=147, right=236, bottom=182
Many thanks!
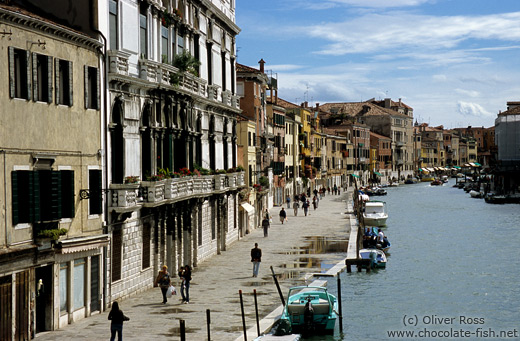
left=251, top=243, right=262, bottom=277
left=279, top=207, right=287, bottom=224
left=262, top=217, right=270, bottom=237
left=293, top=200, right=299, bottom=216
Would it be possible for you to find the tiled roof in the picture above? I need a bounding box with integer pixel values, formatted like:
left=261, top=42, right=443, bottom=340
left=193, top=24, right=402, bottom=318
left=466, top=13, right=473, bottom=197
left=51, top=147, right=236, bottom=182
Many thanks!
left=320, top=101, right=409, bottom=119
left=276, top=98, right=299, bottom=109
left=236, top=63, right=260, bottom=73
left=500, top=105, right=520, bottom=116
left=370, top=131, right=391, bottom=140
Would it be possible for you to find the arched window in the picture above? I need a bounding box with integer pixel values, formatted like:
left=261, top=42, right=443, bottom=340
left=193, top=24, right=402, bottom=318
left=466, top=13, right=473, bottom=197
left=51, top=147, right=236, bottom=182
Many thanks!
left=110, top=97, right=124, bottom=183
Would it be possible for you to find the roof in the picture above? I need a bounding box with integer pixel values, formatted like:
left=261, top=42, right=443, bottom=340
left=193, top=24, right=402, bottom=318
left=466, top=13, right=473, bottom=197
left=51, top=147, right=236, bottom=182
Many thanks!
left=320, top=101, right=409, bottom=119
left=277, top=98, right=300, bottom=109
left=236, top=63, right=260, bottom=73
left=499, top=105, right=520, bottom=116
left=370, top=131, right=391, bottom=140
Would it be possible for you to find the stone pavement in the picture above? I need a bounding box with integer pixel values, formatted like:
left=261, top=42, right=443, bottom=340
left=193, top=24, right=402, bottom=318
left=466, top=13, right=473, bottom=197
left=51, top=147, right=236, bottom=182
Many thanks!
left=35, top=189, right=353, bottom=341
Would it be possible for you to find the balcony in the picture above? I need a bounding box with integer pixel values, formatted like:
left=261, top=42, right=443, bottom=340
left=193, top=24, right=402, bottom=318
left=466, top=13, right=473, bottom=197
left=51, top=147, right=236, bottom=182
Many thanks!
left=109, top=183, right=142, bottom=213
left=107, top=50, right=130, bottom=77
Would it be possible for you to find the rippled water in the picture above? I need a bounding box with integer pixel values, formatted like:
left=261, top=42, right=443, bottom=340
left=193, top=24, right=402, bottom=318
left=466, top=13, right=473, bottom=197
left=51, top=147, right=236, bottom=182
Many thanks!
left=318, top=179, right=520, bottom=340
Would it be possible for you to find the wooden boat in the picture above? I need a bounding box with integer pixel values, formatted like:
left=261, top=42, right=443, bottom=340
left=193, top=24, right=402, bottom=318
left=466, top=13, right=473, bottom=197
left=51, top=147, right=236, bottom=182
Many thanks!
left=421, top=176, right=435, bottom=182
left=363, top=201, right=388, bottom=227
left=279, top=286, right=338, bottom=335
left=359, top=248, right=387, bottom=268
left=430, top=179, right=443, bottom=186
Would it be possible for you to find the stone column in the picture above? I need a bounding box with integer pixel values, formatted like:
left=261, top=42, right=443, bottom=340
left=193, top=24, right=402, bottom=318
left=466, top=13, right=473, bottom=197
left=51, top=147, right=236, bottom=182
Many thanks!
left=192, top=201, right=199, bottom=268
left=176, top=205, right=183, bottom=272
left=166, top=206, right=174, bottom=272
left=183, top=202, right=192, bottom=268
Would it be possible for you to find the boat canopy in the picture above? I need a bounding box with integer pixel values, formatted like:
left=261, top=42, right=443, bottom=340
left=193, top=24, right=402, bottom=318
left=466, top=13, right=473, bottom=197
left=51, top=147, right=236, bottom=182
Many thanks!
left=374, top=171, right=383, bottom=176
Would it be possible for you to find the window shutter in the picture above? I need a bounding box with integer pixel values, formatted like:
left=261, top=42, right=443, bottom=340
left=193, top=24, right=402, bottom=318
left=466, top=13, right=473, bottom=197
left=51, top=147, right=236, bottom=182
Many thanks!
left=68, top=61, right=73, bottom=106
left=84, top=65, right=89, bottom=109
left=11, top=171, right=19, bottom=225
left=8, top=46, right=15, bottom=98
left=61, top=170, right=75, bottom=218
left=32, top=171, right=40, bottom=222
left=51, top=171, right=62, bottom=220
left=55, top=58, right=60, bottom=104
left=89, top=170, right=102, bottom=215
left=32, top=52, right=38, bottom=101
left=25, top=50, right=31, bottom=101
left=47, top=56, right=53, bottom=104
left=96, top=68, right=100, bottom=110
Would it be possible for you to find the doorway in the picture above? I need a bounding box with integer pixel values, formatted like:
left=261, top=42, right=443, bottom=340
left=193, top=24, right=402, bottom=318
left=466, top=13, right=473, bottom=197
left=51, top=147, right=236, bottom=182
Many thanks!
left=35, top=265, right=53, bottom=333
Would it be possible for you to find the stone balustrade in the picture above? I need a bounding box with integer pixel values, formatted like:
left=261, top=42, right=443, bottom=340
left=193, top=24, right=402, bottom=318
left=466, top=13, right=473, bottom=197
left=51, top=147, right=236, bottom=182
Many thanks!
left=109, top=172, right=245, bottom=210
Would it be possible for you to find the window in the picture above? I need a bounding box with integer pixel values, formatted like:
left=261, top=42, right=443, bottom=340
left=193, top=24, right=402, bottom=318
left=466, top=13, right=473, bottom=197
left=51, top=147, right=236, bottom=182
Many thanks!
left=84, top=66, right=99, bottom=109
left=142, top=223, right=150, bottom=269
left=221, top=51, right=226, bottom=90
left=8, top=47, right=30, bottom=100
left=109, top=0, right=118, bottom=50
left=161, top=25, right=169, bottom=62
left=55, top=59, right=73, bottom=106
left=236, top=82, right=244, bottom=96
left=111, top=228, right=122, bottom=282
left=60, top=263, right=68, bottom=313
left=177, top=34, right=184, bottom=55
left=11, top=170, right=75, bottom=225
left=139, top=6, right=148, bottom=58
left=89, top=170, right=102, bottom=215
left=33, top=53, right=52, bottom=103
left=73, top=259, right=85, bottom=310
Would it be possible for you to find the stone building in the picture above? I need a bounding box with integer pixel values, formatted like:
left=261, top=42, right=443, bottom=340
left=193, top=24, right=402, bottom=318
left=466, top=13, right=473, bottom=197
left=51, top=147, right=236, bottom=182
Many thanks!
left=0, top=3, right=107, bottom=338
left=101, top=0, right=243, bottom=305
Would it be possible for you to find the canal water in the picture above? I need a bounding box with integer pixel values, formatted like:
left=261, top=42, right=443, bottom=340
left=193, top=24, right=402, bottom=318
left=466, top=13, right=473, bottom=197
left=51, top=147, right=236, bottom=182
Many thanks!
left=318, top=179, right=520, bottom=340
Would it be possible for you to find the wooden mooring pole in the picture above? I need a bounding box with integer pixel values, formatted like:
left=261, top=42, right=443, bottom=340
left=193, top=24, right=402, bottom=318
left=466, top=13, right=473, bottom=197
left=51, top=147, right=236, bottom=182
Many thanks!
left=206, top=309, right=211, bottom=341
left=239, top=290, right=247, bottom=341
left=337, top=275, right=343, bottom=332
left=180, top=319, right=186, bottom=341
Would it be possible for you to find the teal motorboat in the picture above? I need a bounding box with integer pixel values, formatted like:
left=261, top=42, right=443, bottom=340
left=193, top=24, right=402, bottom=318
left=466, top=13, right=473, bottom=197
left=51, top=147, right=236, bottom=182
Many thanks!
left=279, top=286, right=338, bottom=335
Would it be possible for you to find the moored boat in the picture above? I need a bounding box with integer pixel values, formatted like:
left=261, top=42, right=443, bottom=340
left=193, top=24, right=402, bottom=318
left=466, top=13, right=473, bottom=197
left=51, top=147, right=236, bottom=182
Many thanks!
left=279, top=286, right=338, bottom=335
left=430, top=179, right=443, bottom=186
left=363, top=201, right=388, bottom=227
left=359, top=248, right=387, bottom=268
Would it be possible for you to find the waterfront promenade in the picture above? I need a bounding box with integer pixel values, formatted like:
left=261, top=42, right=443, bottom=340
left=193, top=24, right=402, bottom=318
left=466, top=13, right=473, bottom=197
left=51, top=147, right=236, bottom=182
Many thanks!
left=36, top=189, right=353, bottom=341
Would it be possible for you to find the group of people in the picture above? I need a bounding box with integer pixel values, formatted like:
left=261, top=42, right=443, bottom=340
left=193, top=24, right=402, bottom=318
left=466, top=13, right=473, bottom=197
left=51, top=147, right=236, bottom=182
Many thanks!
left=154, top=264, right=192, bottom=304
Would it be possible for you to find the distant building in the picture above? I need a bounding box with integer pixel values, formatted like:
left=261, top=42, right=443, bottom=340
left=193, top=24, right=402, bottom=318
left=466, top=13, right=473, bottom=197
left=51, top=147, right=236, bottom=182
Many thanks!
left=494, top=101, right=520, bottom=193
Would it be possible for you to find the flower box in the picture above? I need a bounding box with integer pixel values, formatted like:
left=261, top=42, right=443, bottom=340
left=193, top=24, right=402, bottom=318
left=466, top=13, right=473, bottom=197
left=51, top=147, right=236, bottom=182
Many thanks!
left=109, top=183, right=140, bottom=208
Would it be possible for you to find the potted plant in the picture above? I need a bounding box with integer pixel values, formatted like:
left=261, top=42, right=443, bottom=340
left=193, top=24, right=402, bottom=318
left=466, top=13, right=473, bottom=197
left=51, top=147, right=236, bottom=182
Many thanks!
left=124, top=175, right=140, bottom=184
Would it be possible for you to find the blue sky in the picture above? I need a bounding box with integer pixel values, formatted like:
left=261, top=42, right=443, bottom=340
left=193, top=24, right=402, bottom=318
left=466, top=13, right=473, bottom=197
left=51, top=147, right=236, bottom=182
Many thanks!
left=235, top=0, right=520, bottom=128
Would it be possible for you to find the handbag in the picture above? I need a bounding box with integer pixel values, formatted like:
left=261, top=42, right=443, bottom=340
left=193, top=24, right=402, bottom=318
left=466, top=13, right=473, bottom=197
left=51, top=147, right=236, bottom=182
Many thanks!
left=166, top=285, right=176, bottom=298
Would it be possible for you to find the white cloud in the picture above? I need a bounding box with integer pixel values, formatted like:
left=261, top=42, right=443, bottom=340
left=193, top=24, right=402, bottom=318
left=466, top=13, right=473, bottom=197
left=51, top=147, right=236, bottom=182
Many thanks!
left=268, top=64, right=306, bottom=72
left=305, top=12, right=520, bottom=57
left=455, top=89, right=480, bottom=98
left=457, top=101, right=493, bottom=118
left=329, top=0, right=432, bottom=8
left=432, top=74, right=447, bottom=82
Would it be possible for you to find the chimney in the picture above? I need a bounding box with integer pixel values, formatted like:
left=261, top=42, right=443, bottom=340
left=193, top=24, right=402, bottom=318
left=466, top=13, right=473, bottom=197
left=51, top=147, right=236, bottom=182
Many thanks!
left=384, top=98, right=391, bottom=108
left=398, top=98, right=402, bottom=105
left=316, top=103, right=320, bottom=111
left=258, top=58, right=265, bottom=73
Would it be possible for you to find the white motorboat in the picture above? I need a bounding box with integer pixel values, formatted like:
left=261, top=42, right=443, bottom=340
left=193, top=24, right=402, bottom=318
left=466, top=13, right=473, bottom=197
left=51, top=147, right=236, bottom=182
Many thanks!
left=359, top=248, right=387, bottom=268
left=363, top=201, right=388, bottom=227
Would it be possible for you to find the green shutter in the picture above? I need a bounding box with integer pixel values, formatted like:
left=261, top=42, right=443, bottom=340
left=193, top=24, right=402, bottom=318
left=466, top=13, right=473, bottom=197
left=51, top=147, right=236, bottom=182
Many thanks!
left=32, top=171, right=40, bottom=222
left=25, top=50, right=31, bottom=101
left=55, top=58, right=60, bottom=104
left=11, top=171, right=19, bottom=225
left=32, top=52, right=38, bottom=101
left=84, top=65, right=89, bottom=109
left=89, top=170, right=102, bottom=215
left=68, top=61, right=73, bottom=106
left=61, top=170, right=75, bottom=218
left=96, top=68, right=100, bottom=110
left=8, top=47, right=15, bottom=98
left=47, top=56, right=53, bottom=104
left=51, top=171, right=62, bottom=220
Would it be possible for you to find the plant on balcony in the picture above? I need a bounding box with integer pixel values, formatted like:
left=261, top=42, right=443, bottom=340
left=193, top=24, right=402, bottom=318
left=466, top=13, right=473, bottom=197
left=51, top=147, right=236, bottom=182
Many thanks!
left=253, top=183, right=262, bottom=191
left=124, top=175, right=140, bottom=184
left=178, top=167, right=192, bottom=177
left=236, top=165, right=245, bottom=172
left=259, top=176, right=269, bottom=188
left=37, top=228, right=68, bottom=241
left=214, top=169, right=227, bottom=175
left=160, top=9, right=181, bottom=27
left=145, top=169, right=170, bottom=181
left=169, top=51, right=201, bottom=85
left=194, top=164, right=211, bottom=175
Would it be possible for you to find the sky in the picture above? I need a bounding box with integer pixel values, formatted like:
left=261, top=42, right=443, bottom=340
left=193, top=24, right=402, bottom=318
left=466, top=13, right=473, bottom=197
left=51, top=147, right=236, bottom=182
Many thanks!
left=235, top=0, right=520, bottom=129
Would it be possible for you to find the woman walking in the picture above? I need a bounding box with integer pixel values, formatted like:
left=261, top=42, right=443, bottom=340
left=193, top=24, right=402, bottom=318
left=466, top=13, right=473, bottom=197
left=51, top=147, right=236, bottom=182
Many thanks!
left=154, top=265, right=171, bottom=304
left=108, top=301, right=129, bottom=341
left=181, top=265, right=192, bottom=304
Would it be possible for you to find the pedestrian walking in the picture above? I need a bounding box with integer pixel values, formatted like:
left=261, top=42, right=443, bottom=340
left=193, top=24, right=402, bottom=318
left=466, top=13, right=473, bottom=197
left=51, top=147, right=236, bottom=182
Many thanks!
left=108, top=301, right=129, bottom=341
left=334, top=184, right=338, bottom=195
left=181, top=265, right=192, bottom=304
left=250, top=243, right=262, bottom=277
left=262, top=217, right=270, bottom=236
left=286, top=195, right=291, bottom=209
left=313, top=188, right=318, bottom=197
left=154, top=265, right=171, bottom=304
left=303, top=200, right=309, bottom=216
left=279, top=207, right=287, bottom=224
left=312, top=196, right=317, bottom=210
left=293, top=201, right=299, bottom=216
